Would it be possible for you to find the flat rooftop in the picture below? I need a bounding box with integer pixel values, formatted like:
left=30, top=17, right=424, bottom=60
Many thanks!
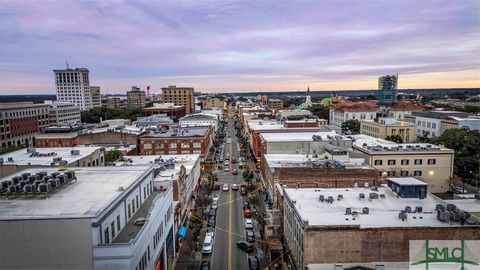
left=388, top=177, right=427, bottom=186
left=143, top=126, right=210, bottom=137
left=261, top=131, right=345, bottom=142
left=0, top=166, right=153, bottom=220
left=0, top=146, right=102, bottom=166
left=264, top=154, right=372, bottom=170
left=351, top=134, right=453, bottom=153
left=116, top=154, right=200, bottom=182
left=283, top=187, right=480, bottom=228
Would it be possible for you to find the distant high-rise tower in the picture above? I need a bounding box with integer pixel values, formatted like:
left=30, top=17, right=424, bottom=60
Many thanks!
left=303, top=86, right=313, bottom=108
left=378, top=74, right=398, bottom=106
left=53, top=67, right=93, bottom=111
left=127, top=86, right=146, bottom=109
left=161, top=85, right=195, bottom=114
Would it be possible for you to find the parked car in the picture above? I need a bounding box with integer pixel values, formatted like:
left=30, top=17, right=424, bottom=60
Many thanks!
left=244, top=208, right=252, bottom=218
left=454, top=186, right=468, bottom=194
left=243, top=201, right=250, bottom=209
left=202, top=235, right=214, bottom=254
left=224, top=166, right=230, bottom=172
left=236, top=241, right=254, bottom=252
left=212, top=194, right=219, bottom=203
left=222, top=184, right=229, bottom=191
left=209, top=208, right=217, bottom=218
left=206, top=227, right=215, bottom=237
left=241, top=187, right=247, bottom=196
left=232, top=184, right=239, bottom=190
left=245, top=218, right=254, bottom=229
left=248, top=256, right=260, bottom=270
left=200, top=260, right=211, bottom=270
left=232, top=169, right=238, bottom=175
left=246, top=229, right=255, bottom=242
left=208, top=216, right=216, bottom=227
left=232, top=158, right=237, bottom=163
left=213, top=184, right=220, bottom=191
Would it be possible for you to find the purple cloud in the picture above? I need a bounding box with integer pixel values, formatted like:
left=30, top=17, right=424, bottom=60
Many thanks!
left=0, top=0, right=479, bottom=94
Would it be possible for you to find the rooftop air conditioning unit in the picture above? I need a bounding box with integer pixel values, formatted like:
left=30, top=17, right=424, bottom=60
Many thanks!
left=71, top=150, right=80, bottom=155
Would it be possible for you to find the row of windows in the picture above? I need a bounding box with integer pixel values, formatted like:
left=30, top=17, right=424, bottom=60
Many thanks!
left=104, top=214, right=121, bottom=244
left=381, top=170, right=423, bottom=177
left=374, top=159, right=436, bottom=166
left=144, top=142, right=202, bottom=149
left=136, top=245, right=150, bottom=270
left=153, top=221, right=164, bottom=250
left=144, top=149, right=202, bottom=155
left=1, top=109, right=48, bottom=118
left=417, top=120, right=437, bottom=129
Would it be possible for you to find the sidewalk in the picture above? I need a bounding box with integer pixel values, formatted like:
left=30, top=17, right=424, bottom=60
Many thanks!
left=175, top=225, right=202, bottom=270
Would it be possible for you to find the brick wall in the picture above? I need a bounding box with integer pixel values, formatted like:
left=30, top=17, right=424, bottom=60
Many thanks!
left=304, top=227, right=480, bottom=264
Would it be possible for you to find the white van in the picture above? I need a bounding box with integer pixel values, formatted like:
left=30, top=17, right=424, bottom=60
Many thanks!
left=202, top=235, right=214, bottom=254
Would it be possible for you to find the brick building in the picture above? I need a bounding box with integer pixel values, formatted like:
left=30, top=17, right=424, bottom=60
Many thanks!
left=139, top=126, right=214, bottom=159
left=143, top=103, right=186, bottom=121
left=0, top=102, right=50, bottom=147
left=282, top=182, right=480, bottom=269
left=35, top=129, right=143, bottom=148
left=161, top=86, right=195, bottom=114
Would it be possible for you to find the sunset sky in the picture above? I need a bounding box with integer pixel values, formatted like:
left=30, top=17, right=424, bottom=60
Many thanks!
left=0, top=0, right=479, bottom=94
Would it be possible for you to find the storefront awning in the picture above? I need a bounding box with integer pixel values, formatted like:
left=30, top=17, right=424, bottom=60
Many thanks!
left=178, top=225, right=187, bottom=239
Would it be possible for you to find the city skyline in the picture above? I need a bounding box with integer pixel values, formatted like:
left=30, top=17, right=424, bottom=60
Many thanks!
left=1, top=0, right=479, bottom=94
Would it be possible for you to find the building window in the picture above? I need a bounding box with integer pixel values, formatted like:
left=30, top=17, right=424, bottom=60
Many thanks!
left=388, top=160, right=396, bottom=165
left=111, top=221, right=116, bottom=238
left=414, top=159, right=423, bottom=165
left=104, top=228, right=110, bottom=244
left=374, top=160, right=383, bottom=165
left=169, top=142, right=177, bottom=148
left=117, top=215, right=121, bottom=231
left=181, top=142, right=190, bottom=148
left=156, top=143, right=163, bottom=148
left=144, top=143, right=152, bottom=149
left=401, top=159, right=409, bottom=165
left=432, top=123, right=436, bottom=129
left=387, top=171, right=396, bottom=176
left=193, top=142, right=201, bottom=148
left=428, top=159, right=436, bottom=165
left=400, top=170, right=409, bottom=176
left=414, top=170, right=422, bottom=176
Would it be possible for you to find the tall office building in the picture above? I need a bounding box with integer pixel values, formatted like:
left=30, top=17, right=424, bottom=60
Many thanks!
left=161, top=85, right=195, bottom=114
left=127, top=86, right=147, bottom=109
left=377, top=74, right=398, bottom=106
left=89, top=86, right=101, bottom=108
left=53, top=68, right=93, bottom=111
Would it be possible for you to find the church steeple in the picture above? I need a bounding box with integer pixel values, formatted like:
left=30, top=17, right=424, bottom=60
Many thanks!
left=307, top=86, right=310, bottom=94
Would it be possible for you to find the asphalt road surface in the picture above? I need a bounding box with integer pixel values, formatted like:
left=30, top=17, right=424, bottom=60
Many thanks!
left=206, top=110, right=250, bottom=270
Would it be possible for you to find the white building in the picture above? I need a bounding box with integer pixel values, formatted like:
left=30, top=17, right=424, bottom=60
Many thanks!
left=0, top=146, right=105, bottom=177
left=179, top=113, right=219, bottom=129
left=47, top=101, right=81, bottom=125
left=329, top=102, right=377, bottom=127
left=260, top=131, right=352, bottom=156
left=116, top=154, right=201, bottom=235
left=0, top=166, right=175, bottom=270
left=53, top=67, right=93, bottom=111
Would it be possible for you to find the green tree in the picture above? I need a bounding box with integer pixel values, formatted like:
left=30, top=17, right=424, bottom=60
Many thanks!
left=207, top=173, right=218, bottom=190
left=431, top=128, right=480, bottom=184
left=104, top=149, right=123, bottom=163
left=0, top=144, right=25, bottom=155
left=308, top=105, right=330, bottom=120
left=81, top=107, right=144, bottom=123
left=243, top=168, right=254, bottom=186
left=341, top=119, right=360, bottom=134
left=385, top=134, right=403, bottom=143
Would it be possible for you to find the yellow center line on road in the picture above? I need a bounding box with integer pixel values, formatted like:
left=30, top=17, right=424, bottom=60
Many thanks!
left=228, top=188, right=232, bottom=270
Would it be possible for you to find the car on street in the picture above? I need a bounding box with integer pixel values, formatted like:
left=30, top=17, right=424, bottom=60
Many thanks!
left=245, top=218, right=254, bottom=229
left=206, top=228, right=214, bottom=238
left=244, top=208, right=252, bottom=218
left=202, top=235, right=214, bottom=254
left=200, top=260, right=211, bottom=270
left=241, top=187, right=247, bottom=196
left=224, top=166, right=230, bottom=172
left=454, top=186, right=468, bottom=194
left=246, top=229, right=255, bottom=242
left=232, top=169, right=238, bottom=175
left=239, top=162, right=244, bottom=169
left=209, top=208, right=217, bottom=218
left=222, top=184, right=229, bottom=191
left=232, top=158, right=237, bottom=163
left=248, top=256, right=260, bottom=270
left=212, top=194, right=219, bottom=203
left=232, top=184, right=239, bottom=190
left=236, top=241, right=254, bottom=253
left=243, top=201, right=250, bottom=209
left=208, top=216, right=216, bottom=227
